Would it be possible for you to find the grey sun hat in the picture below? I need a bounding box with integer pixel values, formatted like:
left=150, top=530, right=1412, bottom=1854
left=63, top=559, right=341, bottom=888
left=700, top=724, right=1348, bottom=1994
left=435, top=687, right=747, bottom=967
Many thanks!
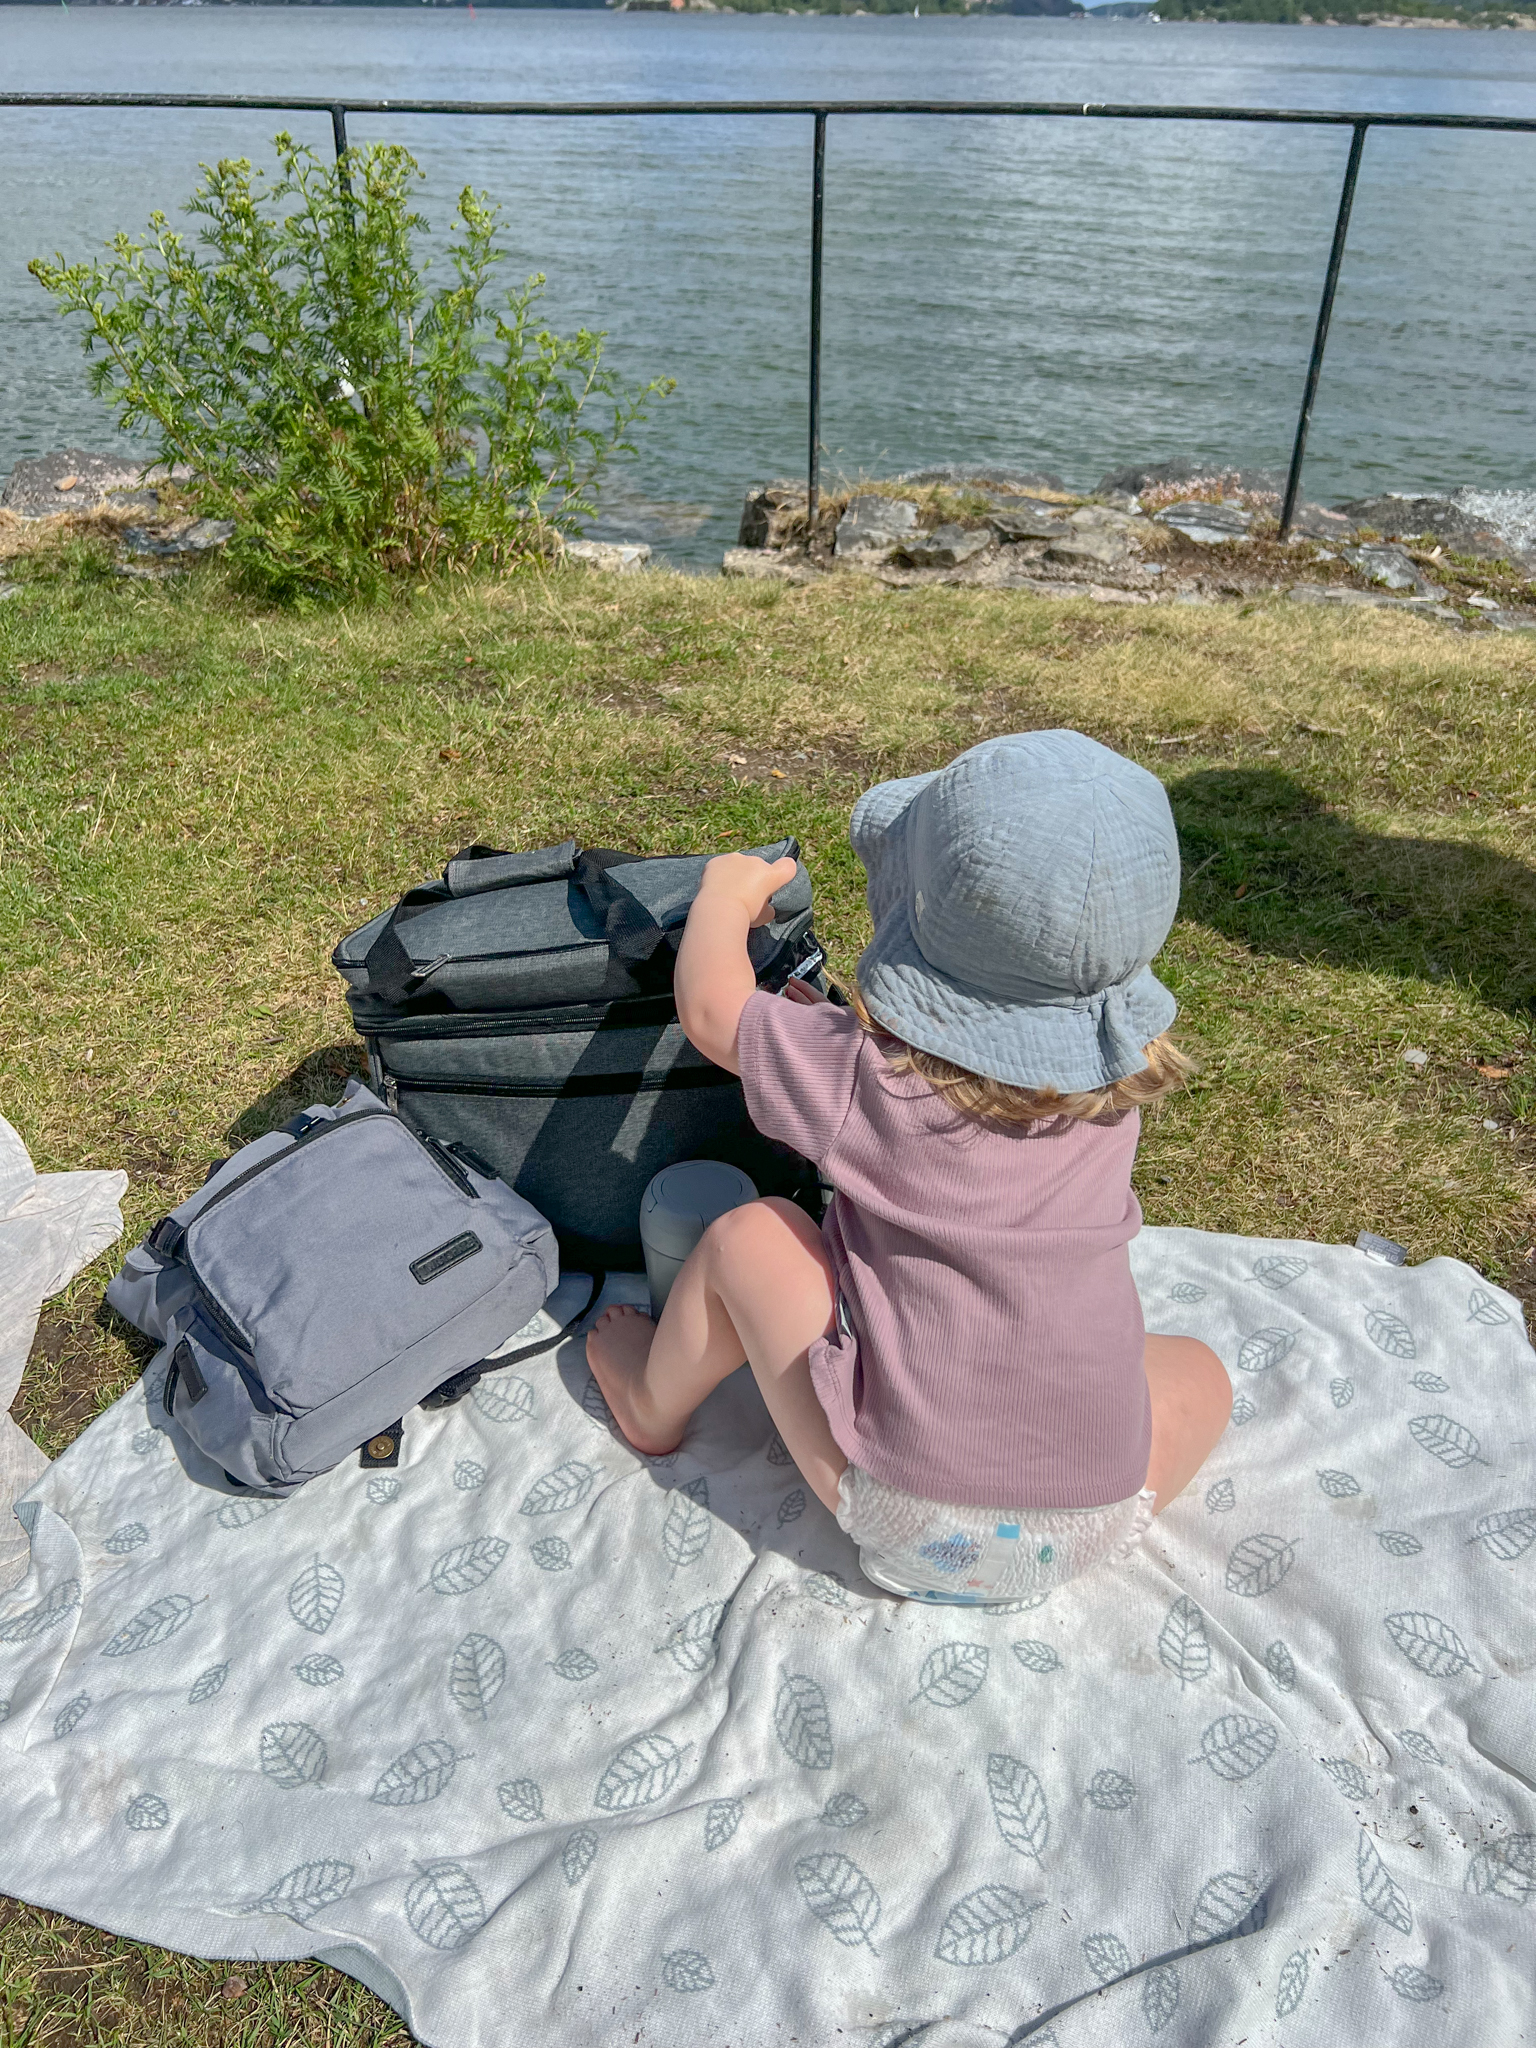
left=850, top=730, right=1181, bottom=1092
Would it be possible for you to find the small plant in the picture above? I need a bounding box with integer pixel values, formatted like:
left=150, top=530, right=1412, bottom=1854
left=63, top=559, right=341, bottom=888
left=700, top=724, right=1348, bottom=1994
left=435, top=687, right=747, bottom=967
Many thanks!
left=30, top=135, right=672, bottom=602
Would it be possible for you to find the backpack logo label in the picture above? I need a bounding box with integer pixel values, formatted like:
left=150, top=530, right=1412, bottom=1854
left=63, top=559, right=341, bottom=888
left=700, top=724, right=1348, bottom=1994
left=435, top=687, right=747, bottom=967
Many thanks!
left=411, top=1232, right=483, bottom=1285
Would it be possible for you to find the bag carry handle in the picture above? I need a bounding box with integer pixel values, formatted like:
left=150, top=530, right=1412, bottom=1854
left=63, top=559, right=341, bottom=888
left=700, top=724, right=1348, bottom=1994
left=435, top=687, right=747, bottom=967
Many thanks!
left=362, top=838, right=580, bottom=1005
left=576, top=838, right=802, bottom=965
left=418, top=1270, right=606, bottom=1410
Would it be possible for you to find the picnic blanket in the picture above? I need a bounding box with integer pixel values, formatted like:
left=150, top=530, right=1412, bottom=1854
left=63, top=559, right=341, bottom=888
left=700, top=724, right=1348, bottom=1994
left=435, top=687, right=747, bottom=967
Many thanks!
left=1, top=1228, right=1532, bottom=2048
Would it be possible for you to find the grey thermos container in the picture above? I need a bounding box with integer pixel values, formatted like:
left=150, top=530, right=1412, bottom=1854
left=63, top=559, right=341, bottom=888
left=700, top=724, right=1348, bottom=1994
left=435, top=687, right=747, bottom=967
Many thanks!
left=639, top=1161, right=758, bottom=1316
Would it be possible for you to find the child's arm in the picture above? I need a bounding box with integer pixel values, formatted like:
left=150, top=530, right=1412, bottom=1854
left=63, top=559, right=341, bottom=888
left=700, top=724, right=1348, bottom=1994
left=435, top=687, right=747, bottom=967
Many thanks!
left=675, top=853, right=799, bottom=1073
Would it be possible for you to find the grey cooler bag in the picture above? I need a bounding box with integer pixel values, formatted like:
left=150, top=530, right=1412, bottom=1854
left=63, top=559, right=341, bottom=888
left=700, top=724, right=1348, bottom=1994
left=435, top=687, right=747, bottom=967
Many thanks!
left=333, top=837, right=828, bottom=1269
left=105, top=1083, right=560, bottom=1496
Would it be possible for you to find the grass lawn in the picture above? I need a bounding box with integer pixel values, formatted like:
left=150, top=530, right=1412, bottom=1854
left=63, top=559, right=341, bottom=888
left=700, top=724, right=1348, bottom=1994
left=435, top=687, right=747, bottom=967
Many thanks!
left=2, top=542, right=1535, bottom=2043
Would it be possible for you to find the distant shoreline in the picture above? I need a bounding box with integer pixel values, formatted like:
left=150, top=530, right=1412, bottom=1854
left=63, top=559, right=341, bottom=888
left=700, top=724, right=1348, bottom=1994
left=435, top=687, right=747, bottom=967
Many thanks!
left=9, top=0, right=1536, bottom=20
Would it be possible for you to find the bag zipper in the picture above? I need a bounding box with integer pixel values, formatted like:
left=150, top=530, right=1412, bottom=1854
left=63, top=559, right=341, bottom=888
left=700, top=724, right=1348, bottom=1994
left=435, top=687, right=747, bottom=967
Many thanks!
left=390, top=1067, right=740, bottom=1101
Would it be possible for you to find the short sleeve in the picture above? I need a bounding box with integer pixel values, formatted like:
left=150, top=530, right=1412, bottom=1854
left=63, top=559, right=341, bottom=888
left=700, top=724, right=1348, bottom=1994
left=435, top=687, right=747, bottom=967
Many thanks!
left=735, top=991, right=863, bottom=1167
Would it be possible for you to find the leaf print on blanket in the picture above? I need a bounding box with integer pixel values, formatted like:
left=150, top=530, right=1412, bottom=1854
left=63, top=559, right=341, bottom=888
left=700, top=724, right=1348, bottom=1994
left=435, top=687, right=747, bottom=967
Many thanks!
left=1408, top=1415, right=1487, bottom=1471
left=804, top=1573, right=849, bottom=1609
left=561, top=1827, right=598, bottom=1885
left=498, top=1778, right=543, bottom=1823
left=662, top=1950, right=715, bottom=1993
left=260, top=1722, right=326, bottom=1789
left=1397, top=1728, right=1446, bottom=1767
left=1358, top=1830, right=1413, bottom=1933
left=1169, top=1282, right=1206, bottom=1304
left=1143, top=1963, right=1180, bottom=2034
left=987, top=1753, right=1050, bottom=1862
left=594, top=1733, right=684, bottom=1812
left=913, top=1643, right=989, bottom=1708
left=521, top=1461, right=596, bottom=1516
left=1230, top=1396, right=1257, bottom=1428
left=1192, top=1715, right=1278, bottom=1782
left=661, top=1603, right=729, bottom=1674
left=453, top=1460, right=486, bottom=1493
left=1467, top=1287, right=1511, bottom=1328
left=1237, top=1329, right=1295, bottom=1374
left=1084, top=1769, right=1137, bottom=1811
left=373, top=1740, right=466, bottom=1806
left=777, top=1488, right=807, bottom=1528
left=188, top=1663, right=228, bottom=1704
left=1378, top=1531, right=1423, bottom=1558
left=426, top=1538, right=509, bottom=1596
left=1392, top=1964, right=1444, bottom=2002
left=1385, top=1611, right=1476, bottom=1678
left=1252, top=1255, right=1307, bottom=1289
left=1365, top=1309, right=1416, bottom=1360
left=405, top=1860, right=486, bottom=1950
left=530, top=1537, right=571, bottom=1573
left=794, top=1851, right=880, bottom=1952
left=935, top=1885, right=1041, bottom=1968
left=705, top=1797, right=744, bottom=1851
left=1206, top=1479, right=1235, bottom=1513
left=0, top=1578, right=80, bottom=1643
left=775, top=1672, right=834, bottom=1770
left=1191, top=1871, right=1268, bottom=1942
left=662, top=1489, right=711, bottom=1571
left=1329, top=1378, right=1354, bottom=1409
left=472, top=1374, right=534, bottom=1425
left=1317, top=1469, right=1361, bottom=1499
left=1158, top=1597, right=1211, bottom=1687
left=1226, top=1534, right=1297, bottom=1598
left=54, top=1693, right=89, bottom=1738
left=366, top=1477, right=400, bottom=1506
left=766, top=1431, right=795, bottom=1466
left=287, top=1558, right=344, bottom=1636
left=1319, top=1757, right=1371, bottom=1800
left=820, top=1792, right=867, bottom=1829
left=450, top=1633, right=506, bottom=1719
left=1011, top=1640, right=1061, bottom=1674
left=1465, top=1834, right=1536, bottom=1904
left=550, top=1649, right=598, bottom=1682
left=294, top=1653, right=344, bottom=1688
left=1472, top=1507, right=1536, bottom=1562
left=101, top=1594, right=193, bottom=1657
left=1082, top=1932, right=1131, bottom=1983
left=247, top=1860, right=355, bottom=1923
left=124, top=1793, right=169, bottom=1831
left=1264, top=1641, right=1296, bottom=1693
left=1274, top=1949, right=1309, bottom=2019
left=213, top=1497, right=280, bottom=1531
left=1410, top=1372, right=1449, bottom=1395
left=104, top=1524, right=148, bottom=1555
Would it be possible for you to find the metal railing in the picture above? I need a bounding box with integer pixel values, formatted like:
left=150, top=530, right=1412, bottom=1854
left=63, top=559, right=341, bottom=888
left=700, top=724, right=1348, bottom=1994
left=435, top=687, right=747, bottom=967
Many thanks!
left=6, top=91, right=1536, bottom=538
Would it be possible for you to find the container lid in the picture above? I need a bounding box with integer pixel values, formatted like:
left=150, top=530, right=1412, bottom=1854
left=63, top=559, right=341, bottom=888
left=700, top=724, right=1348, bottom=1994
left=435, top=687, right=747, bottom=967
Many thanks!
left=639, top=1161, right=758, bottom=1261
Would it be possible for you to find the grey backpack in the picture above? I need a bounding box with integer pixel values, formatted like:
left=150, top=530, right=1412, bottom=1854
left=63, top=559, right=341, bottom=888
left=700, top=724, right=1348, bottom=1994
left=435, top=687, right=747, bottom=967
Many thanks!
left=105, top=1083, right=560, bottom=1496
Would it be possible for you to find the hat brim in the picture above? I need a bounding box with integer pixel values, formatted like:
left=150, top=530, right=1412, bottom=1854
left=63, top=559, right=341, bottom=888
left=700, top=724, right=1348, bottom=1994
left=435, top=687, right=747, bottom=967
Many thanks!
left=857, top=895, right=1177, bottom=1093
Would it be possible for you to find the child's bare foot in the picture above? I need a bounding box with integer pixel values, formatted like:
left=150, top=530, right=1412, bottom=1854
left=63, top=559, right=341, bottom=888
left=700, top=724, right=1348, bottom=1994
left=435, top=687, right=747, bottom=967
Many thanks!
left=585, top=1305, right=685, bottom=1456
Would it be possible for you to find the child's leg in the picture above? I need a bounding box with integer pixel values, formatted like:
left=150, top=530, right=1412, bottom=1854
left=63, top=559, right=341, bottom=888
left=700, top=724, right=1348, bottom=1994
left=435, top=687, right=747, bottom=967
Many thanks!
left=1143, top=1334, right=1233, bottom=1514
left=586, top=1197, right=848, bottom=1511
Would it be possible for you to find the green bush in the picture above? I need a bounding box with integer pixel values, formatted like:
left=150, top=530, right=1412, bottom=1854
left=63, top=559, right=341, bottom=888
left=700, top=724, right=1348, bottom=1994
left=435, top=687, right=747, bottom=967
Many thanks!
left=30, top=135, right=672, bottom=603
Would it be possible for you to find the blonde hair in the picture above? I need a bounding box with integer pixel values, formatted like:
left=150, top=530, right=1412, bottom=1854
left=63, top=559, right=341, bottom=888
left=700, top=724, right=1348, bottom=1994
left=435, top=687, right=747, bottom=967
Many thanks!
left=839, top=981, right=1192, bottom=1127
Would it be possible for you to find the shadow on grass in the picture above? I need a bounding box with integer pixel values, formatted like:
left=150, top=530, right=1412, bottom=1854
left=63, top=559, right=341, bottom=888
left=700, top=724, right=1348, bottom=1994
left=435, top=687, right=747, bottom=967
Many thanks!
left=1170, top=769, right=1536, bottom=1025
left=224, top=1041, right=366, bottom=1150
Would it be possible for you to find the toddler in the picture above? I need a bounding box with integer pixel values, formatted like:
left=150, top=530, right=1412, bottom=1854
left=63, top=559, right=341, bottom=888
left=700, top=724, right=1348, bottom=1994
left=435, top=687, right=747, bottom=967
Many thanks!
left=588, top=730, right=1231, bottom=1603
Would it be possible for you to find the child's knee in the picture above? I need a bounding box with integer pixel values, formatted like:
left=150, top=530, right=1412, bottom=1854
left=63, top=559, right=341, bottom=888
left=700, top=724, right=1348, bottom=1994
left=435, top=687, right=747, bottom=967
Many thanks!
left=703, top=1197, right=827, bottom=1278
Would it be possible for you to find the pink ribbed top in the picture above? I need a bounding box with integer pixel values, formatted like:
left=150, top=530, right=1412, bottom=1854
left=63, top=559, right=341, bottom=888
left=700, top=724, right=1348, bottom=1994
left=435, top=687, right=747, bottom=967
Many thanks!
left=737, top=990, right=1151, bottom=1509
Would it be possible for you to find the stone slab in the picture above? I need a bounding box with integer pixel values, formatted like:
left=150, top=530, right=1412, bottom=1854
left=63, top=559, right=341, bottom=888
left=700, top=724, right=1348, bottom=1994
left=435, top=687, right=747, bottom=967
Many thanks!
left=0, top=448, right=170, bottom=520
left=564, top=539, right=652, bottom=575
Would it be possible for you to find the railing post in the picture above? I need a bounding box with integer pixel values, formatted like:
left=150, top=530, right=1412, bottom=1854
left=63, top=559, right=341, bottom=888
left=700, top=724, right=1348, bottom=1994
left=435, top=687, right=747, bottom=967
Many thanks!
left=807, top=110, right=826, bottom=542
left=331, top=103, right=354, bottom=203
left=1279, top=121, right=1367, bottom=541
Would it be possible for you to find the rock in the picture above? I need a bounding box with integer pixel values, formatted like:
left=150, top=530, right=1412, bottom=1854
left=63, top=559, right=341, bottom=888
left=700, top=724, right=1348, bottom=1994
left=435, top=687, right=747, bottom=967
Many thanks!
left=894, top=523, right=993, bottom=570
left=1336, top=492, right=1512, bottom=564
left=1489, top=608, right=1536, bottom=634
left=738, top=481, right=808, bottom=550
left=895, top=465, right=1068, bottom=498
left=1286, top=503, right=1357, bottom=542
left=987, top=499, right=1073, bottom=543
left=1046, top=534, right=1130, bottom=568
left=1286, top=584, right=1458, bottom=620
left=835, top=495, right=918, bottom=562
left=564, top=539, right=651, bottom=575
left=0, top=448, right=167, bottom=520
left=1341, top=543, right=1443, bottom=597
left=1155, top=501, right=1253, bottom=546
left=0, top=582, right=20, bottom=603
left=123, top=518, right=235, bottom=558
left=1098, top=458, right=1282, bottom=500
left=721, top=547, right=816, bottom=585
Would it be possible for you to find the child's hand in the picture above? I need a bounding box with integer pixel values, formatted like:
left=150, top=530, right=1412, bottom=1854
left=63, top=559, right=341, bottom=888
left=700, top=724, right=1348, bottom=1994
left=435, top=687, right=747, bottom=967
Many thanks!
left=699, top=852, right=799, bottom=928
left=783, top=977, right=829, bottom=1007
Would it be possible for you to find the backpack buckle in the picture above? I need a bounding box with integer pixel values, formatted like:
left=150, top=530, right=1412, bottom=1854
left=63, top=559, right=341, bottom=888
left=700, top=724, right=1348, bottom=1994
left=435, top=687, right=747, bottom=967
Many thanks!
left=146, top=1216, right=186, bottom=1261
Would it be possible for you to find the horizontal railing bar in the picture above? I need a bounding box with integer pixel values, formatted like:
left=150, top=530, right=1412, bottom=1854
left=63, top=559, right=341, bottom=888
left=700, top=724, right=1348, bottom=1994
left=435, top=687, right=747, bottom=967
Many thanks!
left=2, top=94, right=1536, bottom=133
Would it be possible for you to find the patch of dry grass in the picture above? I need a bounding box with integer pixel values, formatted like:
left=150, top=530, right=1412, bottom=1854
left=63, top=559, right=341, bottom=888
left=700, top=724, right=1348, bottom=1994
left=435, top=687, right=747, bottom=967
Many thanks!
left=2, top=547, right=1535, bottom=2040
